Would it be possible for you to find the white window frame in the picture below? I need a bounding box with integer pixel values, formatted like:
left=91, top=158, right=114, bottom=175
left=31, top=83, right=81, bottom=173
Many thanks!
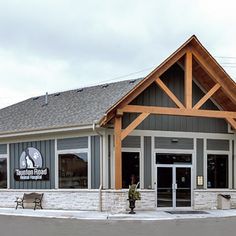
left=0, top=153, right=8, bottom=189
left=121, top=149, right=142, bottom=189
left=56, top=147, right=90, bottom=189
left=205, top=152, right=231, bottom=189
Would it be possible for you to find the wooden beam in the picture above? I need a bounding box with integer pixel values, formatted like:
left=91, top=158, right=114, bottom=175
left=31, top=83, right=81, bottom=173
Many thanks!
left=114, top=116, right=122, bottom=189
left=121, top=113, right=149, bottom=140
left=116, top=48, right=188, bottom=110
left=192, top=48, right=236, bottom=104
left=193, top=83, right=221, bottom=109
left=226, top=118, right=236, bottom=130
left=121, top=105, right=236, bottom=119
left=155, top=78, right=185, bottom=109
left=185, top=51, right=192, bottom=109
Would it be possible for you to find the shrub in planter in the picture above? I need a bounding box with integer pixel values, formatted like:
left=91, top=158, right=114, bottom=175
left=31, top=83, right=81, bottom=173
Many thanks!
left=128, top=184, right=141, bottom=214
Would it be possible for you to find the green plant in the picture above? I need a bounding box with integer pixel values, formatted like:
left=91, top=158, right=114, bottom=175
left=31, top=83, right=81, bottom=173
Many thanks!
left=128, top=184, right=141, bottom=201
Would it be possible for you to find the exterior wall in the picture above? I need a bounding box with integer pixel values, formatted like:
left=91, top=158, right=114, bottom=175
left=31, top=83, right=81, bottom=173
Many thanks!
left=0, top=189, right=155, bottom=213
left=122, top=136, right=141, bottom=148
left=4, top=133, right=101, bottom=190
left=2, top=188, right=236, bottom=212
left=154, top=137, right=193, bottom=149
left=91, top=135, right=100, bottom=189
left=196, top=139, right=204, bottom=189
left=144, top=136, right=152, bottom=189
left=9, top=140, right=55, bottom=189
left=207, top=139, right=229, bottom=151
left=57, top=137, right=88, bottom=150
left=123, top=64, right=228, bottom=134
left=194, top=190, right=236, bottom=210
left=0, top=144, right=7, bottom=154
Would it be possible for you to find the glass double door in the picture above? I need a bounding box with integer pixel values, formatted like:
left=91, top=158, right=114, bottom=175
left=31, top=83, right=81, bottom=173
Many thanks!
left=156, top=165, right=192, bottom=208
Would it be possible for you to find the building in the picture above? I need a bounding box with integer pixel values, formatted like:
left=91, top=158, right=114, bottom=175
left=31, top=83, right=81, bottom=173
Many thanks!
left=0, top=35, right=235, bottom=212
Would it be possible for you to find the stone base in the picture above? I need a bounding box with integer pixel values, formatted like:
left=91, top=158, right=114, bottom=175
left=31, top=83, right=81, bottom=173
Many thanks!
left=2, top=189, right=235, bottom=212
left=0, top=189, right=156, bottom=213
left=194, top=190, right=236, bottom=210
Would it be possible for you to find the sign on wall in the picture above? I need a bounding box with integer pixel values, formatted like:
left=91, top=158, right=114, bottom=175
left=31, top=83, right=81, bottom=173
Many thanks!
left=14, top=147, right=49, bottom=181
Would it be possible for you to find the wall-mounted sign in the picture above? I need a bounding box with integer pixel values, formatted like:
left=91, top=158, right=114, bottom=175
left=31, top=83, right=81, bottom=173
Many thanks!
left=14, top=147, right=49, bottom=181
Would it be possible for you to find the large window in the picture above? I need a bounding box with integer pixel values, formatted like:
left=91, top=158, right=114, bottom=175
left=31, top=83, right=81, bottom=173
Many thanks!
left=207, top=154, right=228, bottom=188
left=0, top=158, right=7, bottom=188
left=122, top=152, right=140, bottom=188
left=59, top=153, right=88, bottom=189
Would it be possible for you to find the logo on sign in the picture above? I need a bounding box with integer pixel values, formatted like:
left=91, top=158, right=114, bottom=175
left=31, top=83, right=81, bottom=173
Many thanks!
left=14, top=147, right=49, bottom=181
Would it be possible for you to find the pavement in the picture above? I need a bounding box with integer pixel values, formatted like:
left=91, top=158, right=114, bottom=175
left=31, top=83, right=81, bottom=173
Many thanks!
left=1, top=207, right=236, bottom=221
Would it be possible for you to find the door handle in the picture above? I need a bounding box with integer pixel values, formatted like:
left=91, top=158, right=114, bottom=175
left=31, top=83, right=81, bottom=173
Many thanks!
left=174, top=183, right=178, bottom=189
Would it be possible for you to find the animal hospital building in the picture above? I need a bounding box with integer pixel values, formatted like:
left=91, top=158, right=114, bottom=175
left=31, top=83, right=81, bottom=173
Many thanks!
left=0, top=36, right=235, bottom=212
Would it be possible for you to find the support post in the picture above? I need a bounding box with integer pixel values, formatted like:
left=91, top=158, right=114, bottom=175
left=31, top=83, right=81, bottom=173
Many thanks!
left=114, top=116, right=122, bottom=189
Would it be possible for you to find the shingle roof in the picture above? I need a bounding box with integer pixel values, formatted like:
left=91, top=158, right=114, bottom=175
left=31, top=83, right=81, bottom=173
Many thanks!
left=0, top=78, right=143, bottom=134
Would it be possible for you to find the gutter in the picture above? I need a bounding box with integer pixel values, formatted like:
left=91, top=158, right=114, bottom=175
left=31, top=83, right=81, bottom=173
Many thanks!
left=93, top=121, right=104, bottom=212
left=0, top=124, right=94, bottom=139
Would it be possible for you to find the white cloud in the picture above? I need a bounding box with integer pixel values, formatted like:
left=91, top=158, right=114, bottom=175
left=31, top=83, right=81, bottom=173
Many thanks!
left=0, top=0, right=235, bottom=108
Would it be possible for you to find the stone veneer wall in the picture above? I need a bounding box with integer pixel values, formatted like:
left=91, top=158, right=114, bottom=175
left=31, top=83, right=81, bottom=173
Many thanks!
left=0, top=189, right=156, bottom=213
left=194, top=190, right=236, bottom=210
left=3, top=189, right=236, bottom=212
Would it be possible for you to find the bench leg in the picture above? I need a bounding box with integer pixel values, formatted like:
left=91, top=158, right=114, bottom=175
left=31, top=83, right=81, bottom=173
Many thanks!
left=15, top=202, right=24, bottom=210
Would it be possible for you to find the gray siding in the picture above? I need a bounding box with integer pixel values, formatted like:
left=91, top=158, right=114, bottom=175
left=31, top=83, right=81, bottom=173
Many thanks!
left=123, top=64, right=228, bottom=133
left=57, top=137, right=88, bottom=150
left=196, top=139, right=204, bottom=189
left=122, top=136, right=141, bottom=148
left=155, top=137, right=194, bottom=150
left=207, top=139, right=230, bottom=151
left=144, top=136, right=152, bottom=189
left=233, top=140, right=234, bottom=188
left=10, top=140, right=55, bottom=189
left=108, top=135, right=111, bottom=189
left=91, top=136, right=100, bottom=189
left=0, top=144, right=7, bottom=154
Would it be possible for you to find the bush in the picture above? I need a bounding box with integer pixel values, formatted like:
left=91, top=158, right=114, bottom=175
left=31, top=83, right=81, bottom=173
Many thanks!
left=128, top=184, right=141, bottom=201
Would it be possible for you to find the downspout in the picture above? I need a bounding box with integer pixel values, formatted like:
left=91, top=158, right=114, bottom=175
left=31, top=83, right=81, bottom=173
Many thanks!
left=93, top=121, right=103, bottom=212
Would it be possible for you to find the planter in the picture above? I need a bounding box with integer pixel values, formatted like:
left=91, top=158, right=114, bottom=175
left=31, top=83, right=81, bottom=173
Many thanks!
left=128, top=199, right=136, bottom=214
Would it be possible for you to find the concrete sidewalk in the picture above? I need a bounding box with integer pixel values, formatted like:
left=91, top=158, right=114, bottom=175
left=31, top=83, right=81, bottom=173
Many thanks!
left=1, top=208, right=236, bottom=221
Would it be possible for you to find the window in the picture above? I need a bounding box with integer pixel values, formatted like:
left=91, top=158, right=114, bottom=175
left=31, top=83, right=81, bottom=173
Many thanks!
left=122, top=152, right=140, bottom=188
left=156, top=154, right=192, bottom=164
left=0, top=158, right=7, bottom=188
left=207, top=154, right=228, bottom=188
left=59, top=153, right=88, bottom=189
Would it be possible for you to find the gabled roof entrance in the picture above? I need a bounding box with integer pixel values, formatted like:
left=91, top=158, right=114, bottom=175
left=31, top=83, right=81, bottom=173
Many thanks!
left=109, top=35, right=236, bottom=189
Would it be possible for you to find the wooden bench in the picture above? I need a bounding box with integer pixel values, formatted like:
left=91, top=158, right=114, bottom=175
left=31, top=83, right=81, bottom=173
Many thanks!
left=15, top=193, right=44, bottom=210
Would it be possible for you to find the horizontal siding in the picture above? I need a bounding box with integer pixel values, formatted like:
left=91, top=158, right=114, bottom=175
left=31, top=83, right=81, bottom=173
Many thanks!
left=155, top=137, right=194, bottom=150
left=207, top=139, right=230, bottom=151
left=0, top=144, right=7, bottom=154
left=122, top=136, right=141, bottom=148
left=57, top=137, right=88, bottom=150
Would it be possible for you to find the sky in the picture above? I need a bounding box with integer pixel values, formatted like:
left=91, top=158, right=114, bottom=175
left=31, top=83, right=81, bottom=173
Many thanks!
left=0, top=0, right=236, bottom=108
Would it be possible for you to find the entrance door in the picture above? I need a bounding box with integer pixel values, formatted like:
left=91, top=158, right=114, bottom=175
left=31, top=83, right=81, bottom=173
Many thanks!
left=157, top=165, right=191, bottom=208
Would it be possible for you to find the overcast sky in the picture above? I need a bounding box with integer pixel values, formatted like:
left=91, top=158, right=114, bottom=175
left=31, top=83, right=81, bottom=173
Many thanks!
left=0, top=0, right=235, bottom=108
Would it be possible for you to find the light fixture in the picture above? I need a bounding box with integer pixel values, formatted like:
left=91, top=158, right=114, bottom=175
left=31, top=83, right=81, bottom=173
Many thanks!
left=197, top=176, right=204, bottom=186
left=171, top=138, right=179, bottom=143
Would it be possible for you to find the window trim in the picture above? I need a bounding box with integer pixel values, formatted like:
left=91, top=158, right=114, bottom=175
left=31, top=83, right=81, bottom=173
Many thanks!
left=0, top=154, right=8, bottom=189
left=56, top=148, right=90, bottom=189
left=121, top=150, right=142, bottom=189
left=205, top=151, right=231, bottom=190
